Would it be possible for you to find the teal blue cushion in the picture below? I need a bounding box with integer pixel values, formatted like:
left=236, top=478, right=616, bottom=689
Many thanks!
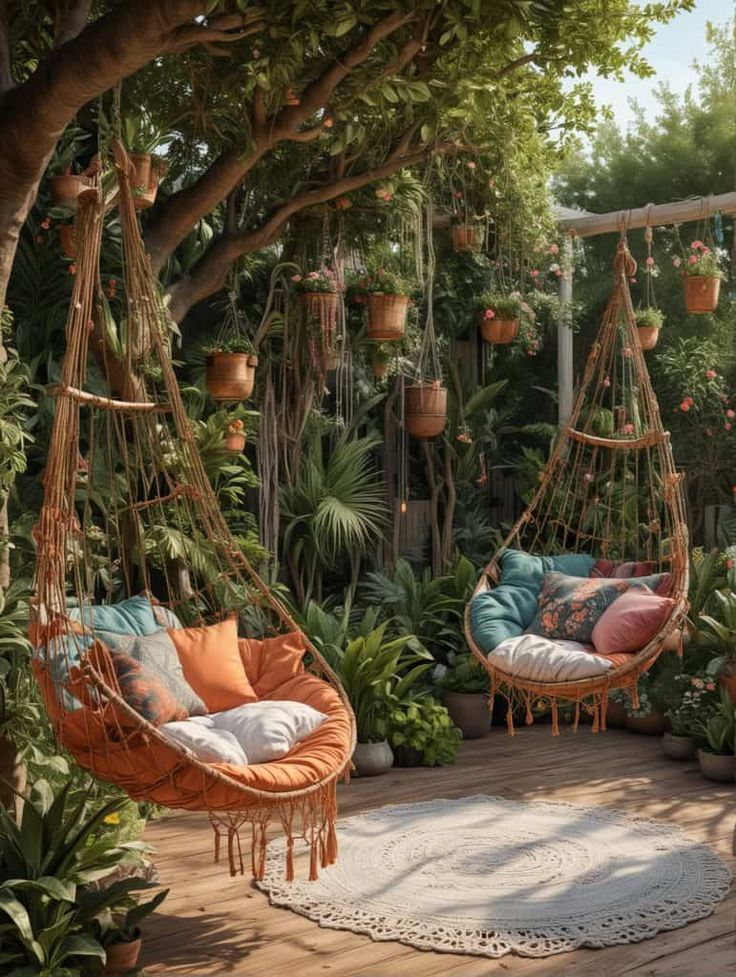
left=469, top=550, right=596, bottom=653
left=69, top=596, right=161, bottom=636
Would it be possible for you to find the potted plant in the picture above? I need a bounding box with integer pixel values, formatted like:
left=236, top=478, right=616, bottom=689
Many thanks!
left=476, top=292, right=522, bottom=344
left=677, top=240, right=725, bottom=314
left=404, top=378, right=447, bottom=439
left=204, top=337, right=258, bottom=402
left=663, top=670, right=718, bottom=760
left=438, top=652, right=490, bottom=739
left=388, top=694, right=461, bottom=767
left=50, top=166, right=93, bottom=210
left=117, top=111, right=172, bottom=210
left=334, top=625, right=433, bottom=776
left=696, top=686, right=736, bottom=782
left=292, top=267, right=340, bottom=324
left=369, top=342, right=392, bottom=379
left=356, top=269, right=415, bottom=341
left=450, top=215, right=482, bottom=252
left=88, top=883, right=169, bottom=975
left=624, top=683, right=668, bottom=736
left=695, top=589, right=736, bottom=704
left=634, top=307, right=664, bottom=351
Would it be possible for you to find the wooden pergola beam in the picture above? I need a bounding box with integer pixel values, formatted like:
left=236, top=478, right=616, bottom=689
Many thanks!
left=558, top=191, right=736, bottom=239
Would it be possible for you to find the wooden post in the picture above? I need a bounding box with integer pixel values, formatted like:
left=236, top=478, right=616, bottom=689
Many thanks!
left=557, top=235, right=574, bottom=426
left=558, top=191, right=736, bottom=238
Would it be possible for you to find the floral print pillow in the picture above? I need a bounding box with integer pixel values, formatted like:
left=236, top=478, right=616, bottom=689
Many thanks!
left=537, top=572, right=633, bottom=644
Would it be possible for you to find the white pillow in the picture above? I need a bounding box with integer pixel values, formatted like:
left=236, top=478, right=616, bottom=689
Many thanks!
left=488, top=633, right=619, bottom=683
left=210, top=700, right=327, bottom=764
left=160, top=717, right=248, bottom=766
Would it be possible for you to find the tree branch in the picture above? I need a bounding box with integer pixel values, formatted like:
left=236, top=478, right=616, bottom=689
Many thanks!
left=167, top=11, right=266, bottom=54
left=497, top=50, right=539, bottom=78
left=54, top=0, right=93, bottom=47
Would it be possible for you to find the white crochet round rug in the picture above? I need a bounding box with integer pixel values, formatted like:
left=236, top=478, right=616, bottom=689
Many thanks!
left=258, top=795, right=731, bottom=959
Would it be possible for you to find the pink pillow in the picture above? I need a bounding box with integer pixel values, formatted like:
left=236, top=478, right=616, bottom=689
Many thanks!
left=592, top=587, right=675, bottom=654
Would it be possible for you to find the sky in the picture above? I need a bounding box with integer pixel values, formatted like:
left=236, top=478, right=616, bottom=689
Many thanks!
left=587, top=0, right=733, bottom=131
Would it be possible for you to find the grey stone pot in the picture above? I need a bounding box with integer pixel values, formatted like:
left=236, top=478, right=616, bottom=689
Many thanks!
left=442, top=692, right=490, bottom=739
left=353, top=740, right=394, bottom=777
left=625, top=710, right=668, bottom=736
left=698, top=749, right=736, bottom=783
left=662, top=733, right=697, bottom=761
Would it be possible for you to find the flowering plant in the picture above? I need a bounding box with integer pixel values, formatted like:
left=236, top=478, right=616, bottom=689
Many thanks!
left=291, top=267, right=340, bottom=294
left=675, top=240, right=726, bottom=279
left=476, top=292, right=523, bottom=320
left=635, top=307, right=664, bottom=330
left=665, top=670, right=720, bottom=736
left=516, top=316, right=542, bottom=357
left=350, top=267, right=416, bottom=297
left=202, top=336, right=256, bottom=355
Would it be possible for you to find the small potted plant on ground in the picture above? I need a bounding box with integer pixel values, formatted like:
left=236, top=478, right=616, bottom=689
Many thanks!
left=450, top=215, right=482, bottom=252
left=92, top=884, right=169, bottom=975
left=388, top=693, right=461, bottom=767
left=404, top=378, right=447, bottom=439
left=696, top=686, right=736, bottom=782
left=204, top=337, right=258, bottom=402
left=476, top=292, right=522, bottom=345
left=635, top=307, right=664, bottom=350
left=624, top=677, right=669, bottom=736
left=357, top=269, right=416, bottom=341
left=438, top=652, right=490, bottom=739
left=677, top=240, right=725, bottom=314
left=663, top=670, right=718, bottom=760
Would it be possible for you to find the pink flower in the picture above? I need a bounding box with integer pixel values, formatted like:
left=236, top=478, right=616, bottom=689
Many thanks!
left=308, top=271, right=319, bottom=279
left=672, top=256, right=682, bottom=268
left=645, top=256, right=655, bottom=267
left=457, top=431, right=472, bottom=444
left=41, top=218, right=51, bottom=230
left=602, top=376, right=611, bottom=388
left=483, top=308, right=495, bottom=319
left=629, top=277, right=637, bottom=284
left=555, top=269, right=562, bottom=277
left=680, top=401, right=691, bottom=412
left=727, top=409, right=735, bottom=419
left=466, top=161, right=476, bottom=170
left=692, top=677, right=704, bottom=689
left=68, top=264, right=77, bottom=275
left=702, top=246, right=710, bottom=254
left=691, top=240, right=704, bottom=250
left=688, top=254, right=698, bottom=265
left=706, top=682, right=716, bottom=691
left=291, top=274, right=302, bottom=282
left=623, top=423, right=635, bottom=435
left=583, top=472, right=594, bottom=484
left=530, top=269, right=540, bottom=278
left=726, top=422, right=732, bottom=431
left=705, top=369, right=717, bottom=379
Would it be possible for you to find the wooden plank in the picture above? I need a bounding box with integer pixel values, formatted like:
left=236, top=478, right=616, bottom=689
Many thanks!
left=558, top=191, right=736, bottom=239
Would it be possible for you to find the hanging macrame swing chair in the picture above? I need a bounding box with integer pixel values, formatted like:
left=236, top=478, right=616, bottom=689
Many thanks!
left=465, top=239, right=689, bottom=733
left=31, top=145, right=355, bottom=881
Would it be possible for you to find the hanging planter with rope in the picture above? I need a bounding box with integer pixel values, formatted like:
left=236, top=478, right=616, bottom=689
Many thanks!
left=203, top=287, right=258, bottom=401
left=293, top=268, right=341, bottom=372
left=675, top=209, right=725, bottom=315
left=635, top=224, right=664, bottom=350
left=355, top=269, right=415, bottom=341
left=450, top=217, right=482, bottom=252
left=476, top=292, right=521, bottom=344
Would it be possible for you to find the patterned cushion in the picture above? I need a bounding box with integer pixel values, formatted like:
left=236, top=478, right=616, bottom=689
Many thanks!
left=537, top=572, right=635, bottom=643
left=92, top=645, right=188, bottom=727
left=105, top=631, right=206, bottom=717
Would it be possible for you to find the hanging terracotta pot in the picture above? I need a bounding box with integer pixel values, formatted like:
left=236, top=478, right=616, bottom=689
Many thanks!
left=58, top=224, right=76, bottom=258
left=206, top=353, right=258, bottom=401
left=480, top=315, right=518, bottom=345
left=134, top=159, right=164, bottom=211
left=371, top=353, right=389, bottom=379
left=50, top=174, right=91, bottom=210
left=130, top=153, right=152, bottom=191
left=367, top=293, right=408, bottom=340
left=637, top=325, right=660, bottom=350
left=451, top=223, right=480, bottom=252
left=104, top=937, right=142, bottom=976
left=683, top=275, right=720, bottom=314
left=300, top=291, right=338, bottom=326
left=405, top=383, right=447, bottom=439
left=223, top=432, right=246, bottom=452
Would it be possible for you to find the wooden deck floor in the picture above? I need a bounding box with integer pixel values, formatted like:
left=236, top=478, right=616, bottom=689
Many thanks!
left=141, top=726, right=736, bottom=977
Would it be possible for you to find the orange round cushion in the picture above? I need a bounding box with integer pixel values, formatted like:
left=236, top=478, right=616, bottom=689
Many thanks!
left=168, top=618, right=256, bottom=712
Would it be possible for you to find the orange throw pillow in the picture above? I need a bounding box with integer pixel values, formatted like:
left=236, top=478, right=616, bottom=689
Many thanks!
left=238, top=630, right=307, bottom=697
left=169, top=618, right=256, bottom=712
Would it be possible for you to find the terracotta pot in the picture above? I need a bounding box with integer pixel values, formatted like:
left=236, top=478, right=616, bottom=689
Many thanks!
left=206, top=353, right=258, bottom=401
left=371, top=354, right=389, bottom=379
left=662, top=732, right=697, bottom=761
left=104, top=937, right=142, bottom=976
left=353, top=740, right=393, bottom=777
left=480, top=316, right=519, bottom=345
left=404, top=384, right=447, bottom=439
left=698, top=749, right=736, bottom=783
left=625, top=710, right=668, bottom=736
left=442, top=691, right=490, bottom=739
left=367, top=293, right=409, bottom=340
left=300, top=291, right=338, bottom=324
left=58, top=224, right=76, bottom=258
left=134, top=159, right=163, bottom=211
left=130, top=153, right=152, bottom=191
left=637, top=325, right=659, bottom=350
left=393, top=744, right=424, bottom=767
left=683, top=275, right=720, bottom=314
left=223, top=432, right=246, bottom=452
left=451, top=223, right=481, bottom=251
left=718, top=663, right=736, bottom=705
left=605, top=699, right=628, bottom=729
left=0, top=734, right=26, bottom=822
left=50, top=174, right=91, bottom=210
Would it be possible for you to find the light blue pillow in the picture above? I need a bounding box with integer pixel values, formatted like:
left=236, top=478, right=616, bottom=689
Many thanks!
left=69, top=596, right=162, bottom=636
left=35, top=632, right=93, bottom=713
